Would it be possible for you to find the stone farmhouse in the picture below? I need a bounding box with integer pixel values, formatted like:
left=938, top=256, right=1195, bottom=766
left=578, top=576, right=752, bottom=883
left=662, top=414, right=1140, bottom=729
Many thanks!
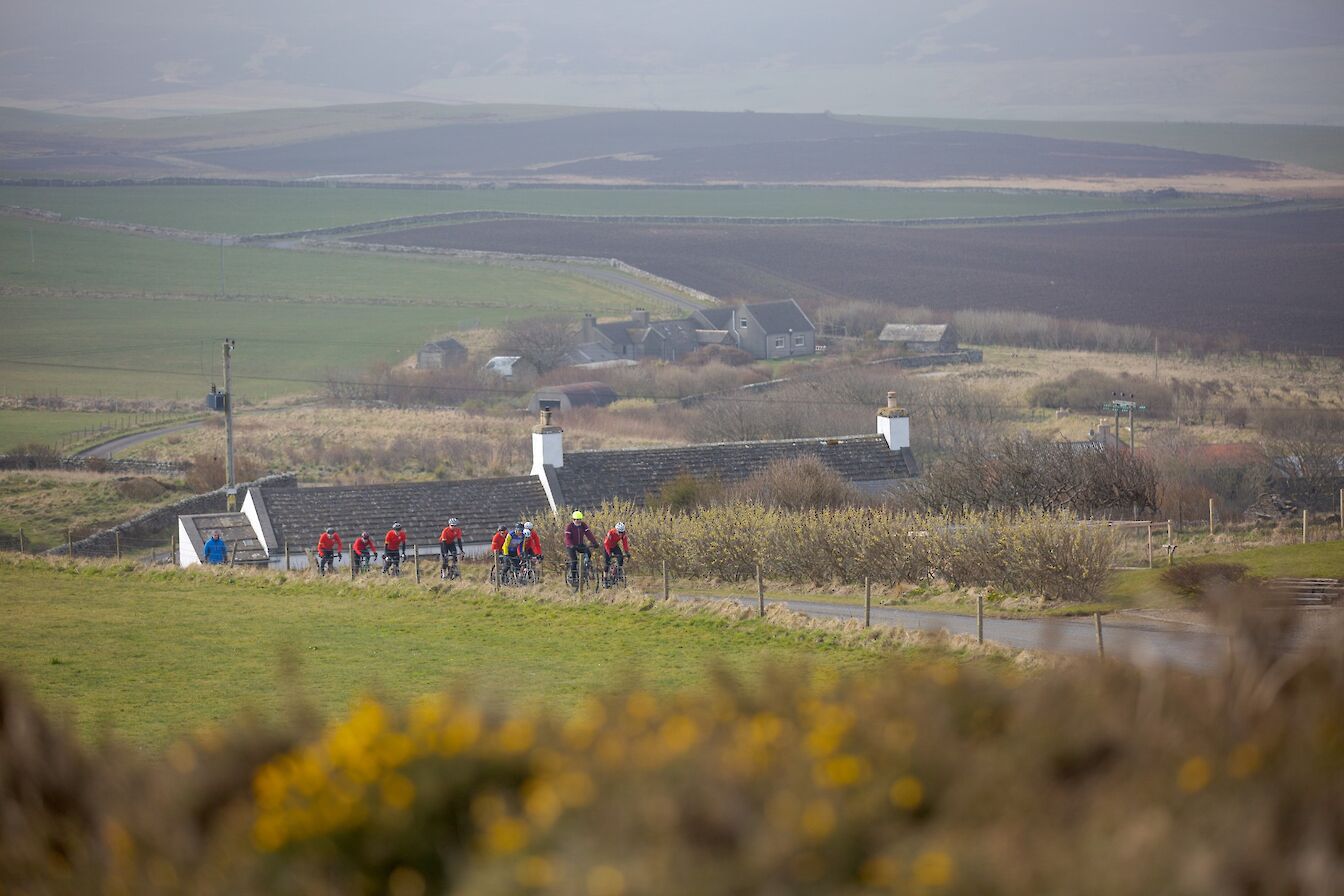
left=415, top=337, right=468, bottom=369
left=178, top=394, right=915, bottom=568
left=571, top=299, right=816, bottom=364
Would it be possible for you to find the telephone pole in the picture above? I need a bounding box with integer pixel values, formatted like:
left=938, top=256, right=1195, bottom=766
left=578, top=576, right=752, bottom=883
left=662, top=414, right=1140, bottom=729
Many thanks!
left=223, top=339, right=236, bottom=510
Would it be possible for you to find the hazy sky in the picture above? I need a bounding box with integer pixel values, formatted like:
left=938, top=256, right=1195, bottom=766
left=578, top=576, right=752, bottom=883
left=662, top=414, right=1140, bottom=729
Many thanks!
left=4, top=0, right=1343, bottom=121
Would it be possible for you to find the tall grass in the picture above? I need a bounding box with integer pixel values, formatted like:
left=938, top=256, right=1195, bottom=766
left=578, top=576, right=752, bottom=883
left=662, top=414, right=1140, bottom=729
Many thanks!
left=537, top=503, right=1120, bottom=601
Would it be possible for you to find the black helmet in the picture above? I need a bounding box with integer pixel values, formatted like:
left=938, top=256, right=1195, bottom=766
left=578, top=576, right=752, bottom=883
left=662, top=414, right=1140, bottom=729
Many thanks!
left=326, top=527, right=335, bottom=535
left=497, top=524, right=508, bottom=532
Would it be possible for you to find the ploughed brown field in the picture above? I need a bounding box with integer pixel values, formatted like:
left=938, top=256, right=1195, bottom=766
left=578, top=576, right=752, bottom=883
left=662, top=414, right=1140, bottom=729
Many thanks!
left=366, top=207, right=1344, bottom=353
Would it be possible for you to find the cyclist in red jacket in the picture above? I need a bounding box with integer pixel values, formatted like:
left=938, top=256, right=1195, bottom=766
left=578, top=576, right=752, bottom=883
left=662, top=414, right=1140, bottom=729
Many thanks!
left=316, top=527, right=343, bottom=574
left=523, top=522, right=544, bottom=562
left=351, top=531, right=377, bottom=574
left=602, top=522, right=631, bottom=579
left=439, top=518, right=464, bottom=579
left=383, top=522, right=407, bottom=574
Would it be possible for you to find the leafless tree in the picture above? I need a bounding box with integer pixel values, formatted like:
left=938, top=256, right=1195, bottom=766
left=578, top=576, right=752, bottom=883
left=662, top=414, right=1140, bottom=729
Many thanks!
left=1256, top=409, right=1344, bottom=511
left=495, top=316, right=580, bottom=375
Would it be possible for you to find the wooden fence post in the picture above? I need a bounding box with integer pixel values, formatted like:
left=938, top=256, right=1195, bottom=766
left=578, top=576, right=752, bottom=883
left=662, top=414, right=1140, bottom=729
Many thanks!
left=284, top=540, right=290, bottom=571
left=662, top=560, right=669, bottom=601
left=1339, top=488, right=1343, bottom=533
left=17, top=527, right=23, bottom=553
left=756, top=564, right=765, bottom=617
left=1302, top=510, right=1308, bottom=545
left=115, top=531, right=121, bottom=560
left=864, top=577, right=872, bottom=628
left=414, top=545, right=421, bottom=583
left=976, top=594, right=984, bottom=644
left=493, top=555, right=500, bottom=592
left=1166, top=521, right=1174, bottom=565
left=351, top=554, right=357, bottom=580
left=1146, top=523, right=1153, bottom=569
left=67, top=529, right=73, bottom=558
left=1094, top=613, right=1105, bottom=658
left=1208, top=498, right=1215, bottom=536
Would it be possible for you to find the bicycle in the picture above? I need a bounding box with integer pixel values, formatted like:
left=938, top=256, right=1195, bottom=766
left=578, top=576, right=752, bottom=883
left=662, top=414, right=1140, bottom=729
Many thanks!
left=516, top=554, right=541, bottom=586
left=566, top=549, right=600, bottom=591
left=353, top=552, right=376, bottom=575
left=603, top=559, right=628, bottom=588
left=440, top=552, right=461, bottom=581
left=317, top=550, right=340, bottom=576
left=383, top=551, right=403, bottom=577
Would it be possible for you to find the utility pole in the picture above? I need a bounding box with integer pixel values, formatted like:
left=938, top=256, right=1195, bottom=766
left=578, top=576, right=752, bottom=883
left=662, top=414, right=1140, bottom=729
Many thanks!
left=218, top=237, right=226, bottom=299
left=223, top=339, right=236, bottom=510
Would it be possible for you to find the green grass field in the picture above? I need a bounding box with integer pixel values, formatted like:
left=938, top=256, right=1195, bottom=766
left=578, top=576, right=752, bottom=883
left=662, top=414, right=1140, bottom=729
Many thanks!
left=853, top=117, right=1344, bottom=174
left=0, top=408, right=139, bottom=452
left=0, top=214, right=645, bottom=399
left=0, top=471, right=189, bottom=549
left=0, top=215, right=638, bottom=305
left=0, top=185, right=1244, bottom=234
left=1107, top=540, right=1344, bottom=602
left=0, top=557, right=894, bottom=746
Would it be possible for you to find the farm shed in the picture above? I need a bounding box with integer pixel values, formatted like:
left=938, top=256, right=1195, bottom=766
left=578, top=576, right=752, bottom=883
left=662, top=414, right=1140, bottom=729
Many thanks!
left=416, top=337, right=467, bottom=369
left=529, top=381, right=620, bottom=413
left=482, top=355, right=537, bottom=380
left=878, top=324, right=959, bottom=353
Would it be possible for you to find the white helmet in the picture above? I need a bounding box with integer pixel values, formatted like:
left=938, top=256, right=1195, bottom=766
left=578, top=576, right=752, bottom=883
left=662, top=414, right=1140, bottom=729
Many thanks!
left=524, top=521, right=534, bottom=529
left=448, top=518, right=459, bottom=527
left=615, top=522, right=626, bottom=533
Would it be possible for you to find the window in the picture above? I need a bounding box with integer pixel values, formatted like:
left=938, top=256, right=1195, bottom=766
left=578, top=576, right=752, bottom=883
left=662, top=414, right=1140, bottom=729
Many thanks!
left=794, top=334, right=806, bottom=346
left=774, top=336, right=785, bottom=349
left=740, top=318, right=748, bottom=329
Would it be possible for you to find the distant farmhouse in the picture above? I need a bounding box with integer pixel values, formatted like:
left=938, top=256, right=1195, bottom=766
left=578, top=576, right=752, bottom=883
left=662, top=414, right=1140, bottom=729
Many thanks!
left=878, top=323, right=959, bottom=354
left=178, top=394, right=916, bottom=568
left=568, top=300, right=816, bottom=365
left=416, top=337, right=467, bottom=369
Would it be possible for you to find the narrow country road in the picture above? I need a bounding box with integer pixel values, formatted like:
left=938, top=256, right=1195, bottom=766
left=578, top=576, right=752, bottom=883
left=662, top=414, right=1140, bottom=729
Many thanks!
left=670, top=592, right=1279, bottom=672
left=74, top=420, right=205, bottom=459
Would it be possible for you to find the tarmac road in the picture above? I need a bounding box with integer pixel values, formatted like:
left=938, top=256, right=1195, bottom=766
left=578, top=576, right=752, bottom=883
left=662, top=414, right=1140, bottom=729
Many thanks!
left=671, top=592, right=1231, bottom=672
left=74, top=419, right=206, bottom=460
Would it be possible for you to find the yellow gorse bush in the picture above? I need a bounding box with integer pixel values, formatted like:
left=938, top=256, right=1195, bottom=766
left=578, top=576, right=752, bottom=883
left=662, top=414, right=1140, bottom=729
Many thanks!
left=535, top=503, right=1120, bottom=600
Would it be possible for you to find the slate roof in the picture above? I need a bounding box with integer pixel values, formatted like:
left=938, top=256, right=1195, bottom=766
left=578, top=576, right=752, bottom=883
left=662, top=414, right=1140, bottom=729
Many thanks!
left=562, top=342, right=624, bottom=366
left=552, top=435, right=915, bottom=509
left=181, top=512, right=269, bottom=563
left=879, top=324, right=951, bottom=344
left=695, top=307, right=735, bottom=329
left=744, top=299, right=814, bottom=335
left=594, top=321, right=640, bottom=346
left=422, top=337, right=465, bottom=353
left=248, top=476, right=551, bottom=550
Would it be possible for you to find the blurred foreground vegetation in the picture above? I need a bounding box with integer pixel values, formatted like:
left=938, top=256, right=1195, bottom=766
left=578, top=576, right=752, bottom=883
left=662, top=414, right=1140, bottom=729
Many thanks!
left=2, top=579, right=1340, bottom=894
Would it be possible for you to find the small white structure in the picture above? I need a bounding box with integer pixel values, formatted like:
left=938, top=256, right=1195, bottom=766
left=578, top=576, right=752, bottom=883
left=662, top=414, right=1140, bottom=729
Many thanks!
left=877, top=392, right=911, bottom=451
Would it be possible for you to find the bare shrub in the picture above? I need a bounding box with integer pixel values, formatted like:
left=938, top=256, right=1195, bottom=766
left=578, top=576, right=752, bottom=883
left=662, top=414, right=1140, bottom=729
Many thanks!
left=184, top=454, right=268, bottom=493
left=953, top=309, right=1154, bottom=353
left=919, top=435, right=1158, bottom=517
left=680, top=345, right=756, bottom=367
left=1027, top=368, right=1173, bottom=418
left=729, top=456, right=864, bottom=510
left=1256, top=408, right=1344, bottom=512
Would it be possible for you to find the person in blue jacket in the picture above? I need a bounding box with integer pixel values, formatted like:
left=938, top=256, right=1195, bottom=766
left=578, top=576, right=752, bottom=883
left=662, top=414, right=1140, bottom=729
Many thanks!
left=202, top=530, right=228, bottom=565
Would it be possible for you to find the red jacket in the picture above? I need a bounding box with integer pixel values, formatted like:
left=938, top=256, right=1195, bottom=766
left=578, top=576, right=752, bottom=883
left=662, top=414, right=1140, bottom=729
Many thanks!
left=352, top=535, right=375, bottom=557
left=317, top=531, right=342, bottom=552
left=385, top=529, right=407, bottom=552
left=439, top=525, right=464, bottom=547
left=526, top=530, right=543, bottom=556
left=490, top=530, right=507, bottom=553
left=603, top=529, right=630, bottom=554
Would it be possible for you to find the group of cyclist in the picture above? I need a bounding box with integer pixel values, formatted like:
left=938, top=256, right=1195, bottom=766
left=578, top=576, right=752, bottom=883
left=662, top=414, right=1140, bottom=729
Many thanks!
left=313, top=512, right=630, bottom=584
left=314, top=523, right=408, bottom=576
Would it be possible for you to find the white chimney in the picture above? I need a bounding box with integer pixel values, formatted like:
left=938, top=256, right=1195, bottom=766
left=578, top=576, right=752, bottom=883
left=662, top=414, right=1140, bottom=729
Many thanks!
left=877, top=391, right=909, bottom=451
left=532, top=407, right=564, bottom=472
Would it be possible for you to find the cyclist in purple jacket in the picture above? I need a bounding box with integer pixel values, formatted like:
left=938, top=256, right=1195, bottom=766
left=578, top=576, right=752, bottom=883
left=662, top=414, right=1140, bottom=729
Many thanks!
left=564, top=510, right=600, bottom=581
